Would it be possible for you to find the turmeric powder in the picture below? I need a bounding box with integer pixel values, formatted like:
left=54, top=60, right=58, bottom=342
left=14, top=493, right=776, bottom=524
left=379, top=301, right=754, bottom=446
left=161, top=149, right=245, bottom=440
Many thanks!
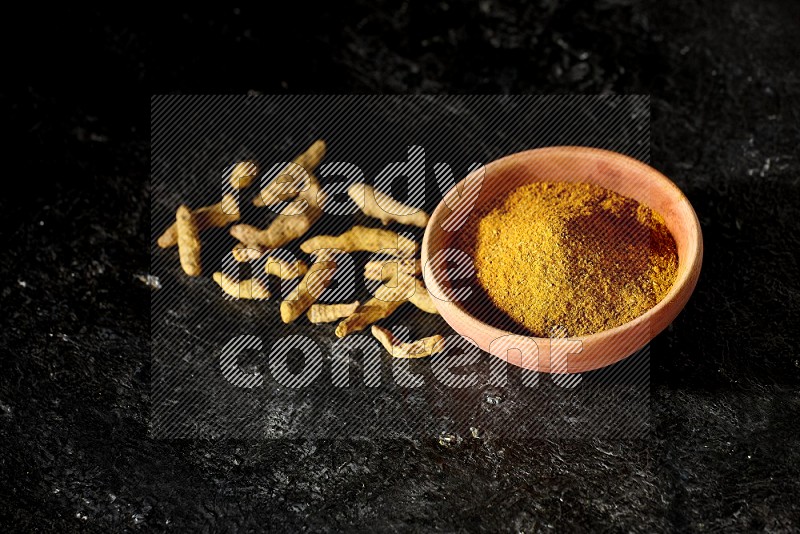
left=464, top=182, right=678, bottom=337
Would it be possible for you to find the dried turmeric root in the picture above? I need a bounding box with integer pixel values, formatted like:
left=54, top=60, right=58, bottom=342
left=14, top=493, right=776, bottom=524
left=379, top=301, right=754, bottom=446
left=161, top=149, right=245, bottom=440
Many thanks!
left=280, top=251, right=338, bottom=323
left=228, top=242, right=310, bottom=275
left=264, top=256, right=308, bottom=280
left=231, top=242, right=260, bottom=263
left=307, top=301, right=360, bottom=324
left=300, top=226, right=417, bottom=258
left=373, top=277, right=438, bottom=313
left=364, top=259, right=421, bottom=281
left=229, top=160, right=258, bottom=190
left=212, top=272, right=271, bottom=299
left=254, top=140, right=326, bottom=207
left=229, top=245, right=309, bottom=278
left=407, top=278, right=438, bottom=314
left=333, top=281, right=413, bottom=337
left=371, top=326, right=445, bottom=359
left=334, top=299, right=404, bottom=338
left=364, top=261, right=435, bottom=312
left=334, top=274, right=438, bottom=337
left=348, top=183, right=430, bottom=228
left=231, top=181, right=326, bottom=257
left=176, top=205, right=202, bottom=276
left=157, top=194, right=240, bottom=248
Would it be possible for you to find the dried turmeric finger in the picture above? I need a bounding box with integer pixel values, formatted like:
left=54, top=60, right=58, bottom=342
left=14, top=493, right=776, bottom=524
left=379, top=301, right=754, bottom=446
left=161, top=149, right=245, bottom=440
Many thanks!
left=280, top=251, right=338, bottom=323
left=333, top=281, right=412, bottom=338
left=334, top=298, right=404, bottom=338
left=372, top=272, right=437, bottom=313
left=231, top=242, right=259, bottom=262
left=231, top=181, right=326, bottom=256
left=300, top=226, right=417, bottom=258
left=365, top=262, right=436, bottom=312
left=212, top=272, right=271, bottom=299
left=348, top=183, right=430, bottom=228
left=265, top=256, right=308, bottom=280
left=254, top=140, right=326, bottom=207
left=408, top=279, right=439, bottom=314
left=307, top=301, right=360, bottom=324
left=176, top=205, right=202, bottom=277
left=157, top=194, right=240, bottom=248
left=371, top=325, right=445, bottom=359
left=335, top=275, right=437, bottom=337
left=364, top=259, right=421, bottom=281
left=229, top=245, right=308, bottom=279
left=230, top=160, right=258, bottom=190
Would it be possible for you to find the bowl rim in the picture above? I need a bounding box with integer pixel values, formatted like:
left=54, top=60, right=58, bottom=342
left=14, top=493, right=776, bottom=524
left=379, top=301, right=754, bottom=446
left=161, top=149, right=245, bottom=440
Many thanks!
left=421, top=145, right=703, bottom=357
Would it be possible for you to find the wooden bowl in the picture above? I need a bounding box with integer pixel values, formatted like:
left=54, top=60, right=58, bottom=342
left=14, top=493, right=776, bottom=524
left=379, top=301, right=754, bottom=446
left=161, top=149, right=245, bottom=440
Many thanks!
left=421, top=146, right=703, bottom=373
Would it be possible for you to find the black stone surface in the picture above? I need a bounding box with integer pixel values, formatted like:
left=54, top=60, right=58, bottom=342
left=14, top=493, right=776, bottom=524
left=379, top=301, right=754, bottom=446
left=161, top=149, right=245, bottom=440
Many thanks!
left=1, top=2, right=799, bottom=531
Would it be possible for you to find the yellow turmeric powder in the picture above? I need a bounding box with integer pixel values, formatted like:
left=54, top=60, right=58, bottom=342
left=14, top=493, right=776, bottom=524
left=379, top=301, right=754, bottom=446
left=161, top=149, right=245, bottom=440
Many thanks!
left=464, top=182, right=678, bottom=337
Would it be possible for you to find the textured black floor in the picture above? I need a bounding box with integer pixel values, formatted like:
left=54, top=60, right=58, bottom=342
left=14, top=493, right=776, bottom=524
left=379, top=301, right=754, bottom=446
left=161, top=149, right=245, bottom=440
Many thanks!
left=1, top=2, right=799, bottom=531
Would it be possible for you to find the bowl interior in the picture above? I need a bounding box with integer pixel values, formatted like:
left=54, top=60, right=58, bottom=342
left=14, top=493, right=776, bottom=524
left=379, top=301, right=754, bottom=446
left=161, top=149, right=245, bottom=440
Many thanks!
left=422, top=146, right=703, bottom=373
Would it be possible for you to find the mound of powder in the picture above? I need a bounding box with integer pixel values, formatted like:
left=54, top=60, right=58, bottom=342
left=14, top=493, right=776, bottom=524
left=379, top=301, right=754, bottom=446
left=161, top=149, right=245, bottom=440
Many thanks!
left=466, top=182, right=678, bottom=337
